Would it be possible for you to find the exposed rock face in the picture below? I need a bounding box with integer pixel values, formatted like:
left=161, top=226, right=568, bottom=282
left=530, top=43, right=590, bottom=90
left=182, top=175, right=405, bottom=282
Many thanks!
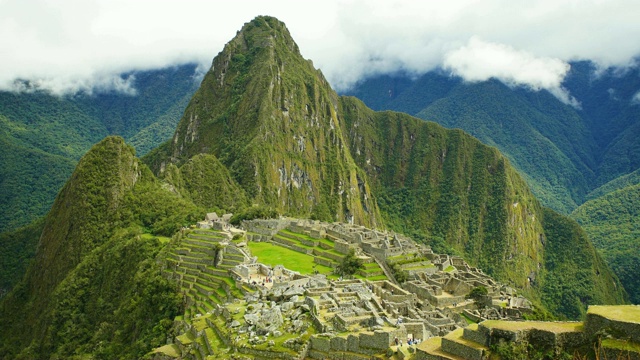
left=256, top=306, right=284, bottom=334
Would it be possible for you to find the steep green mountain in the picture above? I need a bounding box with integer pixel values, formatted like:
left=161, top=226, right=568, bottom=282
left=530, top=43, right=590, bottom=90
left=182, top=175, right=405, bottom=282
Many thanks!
left=338, top=96, right=625, bottom=316
left=147, top=16, right=625, bottom=316
left=417, top=80, right=595, bottom=213
left=572, top=182, right=640, bottom=304
left=345, top=64, right=640, bottom=213
left=162, top=153, right=249, bottom=211
left=145, top=17, right=380, bottom=227
left=0, top=136, right=203, bottom=358
left=0, top=64, right=199, bottom=233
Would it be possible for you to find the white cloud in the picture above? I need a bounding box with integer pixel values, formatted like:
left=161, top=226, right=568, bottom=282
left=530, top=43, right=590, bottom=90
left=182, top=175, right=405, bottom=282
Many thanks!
left=9, top=73, right=137, bottom=96
left=632, top=90, right=640, bottom=105
left=442, top=37, right=579, bottom=107
left=0, top=0, right=639, bottom=96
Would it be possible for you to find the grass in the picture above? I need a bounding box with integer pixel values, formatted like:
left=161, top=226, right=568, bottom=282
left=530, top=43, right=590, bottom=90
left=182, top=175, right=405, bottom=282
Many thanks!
left=602, top=338, right=640, bottom=353
left=461, top=312, right=477, bottom=325
left=365, top=275, right=389, bottom=281
left=140, top=232, right=171, bottom=244
left=482, top=320, right=584, bottom=333
left=403, top=263, right=436, bottom=270
left=588, top=305, right=640, bottom=323
left=152, top=344, right=180, bottom=357
left=444, top=265, right=456, bottom=272
left=280, top=228, right=317, bottom=241
left=247, top=241, right=336, bottom=277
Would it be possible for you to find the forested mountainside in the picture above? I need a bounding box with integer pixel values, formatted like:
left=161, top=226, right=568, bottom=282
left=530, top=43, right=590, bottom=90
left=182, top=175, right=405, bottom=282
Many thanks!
left=0, top=64, right=199, bottom=233
left=345, top=64, right=640, bottom=215
left=0, top=137, right=203, bottom=358
left=572, top=182, right=640, bottom=304
left=0, top=16, right=627, bottom=359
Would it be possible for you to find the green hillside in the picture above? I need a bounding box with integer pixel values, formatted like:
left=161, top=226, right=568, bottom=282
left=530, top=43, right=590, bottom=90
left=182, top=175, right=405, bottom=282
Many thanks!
left=0, top=65, right=199, bottom=233
left=346, top=67, right=640, bottom=304
left=585, top=168, right=640, bottom=201
left=572, top=183, right=640, bottom=304
left=0, top=219, right=44, bottom=298
left=339, top=96, right=625, bottom=315
left=0, top=137, right=203, bottom=358
left=416, top=81, right=594, bottom=213
left=345, top=65, right=640, bottom=214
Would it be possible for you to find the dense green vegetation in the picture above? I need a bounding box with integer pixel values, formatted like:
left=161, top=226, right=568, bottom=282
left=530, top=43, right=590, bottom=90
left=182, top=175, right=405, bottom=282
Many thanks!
left=572, top=183, right=640, bottom=304
left=0, top=137, right=202, bottom=358
left=335, top=249, right=365, bottom=276
left=339, top=96, right=544, bottom=288
left=539, top=208, right=627, bottom=319
left=467, top=286, right=489, bottom=308
left=0, top=133, right=76, bottom=233
left=164, top=153, right=249, bottom=212
left=42, top=231, right=182, bottom=359
left=584, top=168, right=640, bottom=201
left=0, top=218, right=44, bottom=298
left=0, top=64, right=199, bottom=233
left=345, top=64, right=640, bottom=214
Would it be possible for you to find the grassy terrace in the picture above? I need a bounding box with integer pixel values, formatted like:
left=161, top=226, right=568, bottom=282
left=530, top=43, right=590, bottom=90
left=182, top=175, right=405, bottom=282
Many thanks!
left=482, top=320, right=584, bottom=333
left=140, top=232, right=171, bottom=244
left=250, top=229, right=389, bottom=281
left=152, top=344, right=180, bottom=357
left=248, top=241, right=338, bottom=278
left=588, top=305, right=640, bottom=323
left=602, top=338, right=640, bottom=353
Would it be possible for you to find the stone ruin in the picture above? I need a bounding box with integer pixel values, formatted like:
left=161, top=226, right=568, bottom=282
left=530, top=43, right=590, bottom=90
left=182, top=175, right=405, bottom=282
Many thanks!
left=155, top=217, right=535, bottom=360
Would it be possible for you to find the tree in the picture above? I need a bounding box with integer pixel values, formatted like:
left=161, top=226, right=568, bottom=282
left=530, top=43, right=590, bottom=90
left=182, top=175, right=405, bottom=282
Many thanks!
left=389, top=262, right=408, bottom=283
left=467, top=286, right=488, bottom=308
left=335, top=249, right=364, bottom=277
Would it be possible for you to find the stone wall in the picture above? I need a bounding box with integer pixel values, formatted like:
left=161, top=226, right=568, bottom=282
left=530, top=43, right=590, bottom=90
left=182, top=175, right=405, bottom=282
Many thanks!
left=585, top=311, right=640, bottom=344
left=404, top=322, right=429, bottom=341
left=237, top=346, right=297, bottom=360
left=313, top=256, right=335, bottom=268
left=334, top=240, right=352, bottom=255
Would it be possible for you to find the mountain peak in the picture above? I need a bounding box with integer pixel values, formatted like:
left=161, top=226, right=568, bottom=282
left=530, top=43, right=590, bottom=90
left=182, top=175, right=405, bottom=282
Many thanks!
left=148, top=16, right=380, bottom=226
left=233, top=16, right=299, bottom=54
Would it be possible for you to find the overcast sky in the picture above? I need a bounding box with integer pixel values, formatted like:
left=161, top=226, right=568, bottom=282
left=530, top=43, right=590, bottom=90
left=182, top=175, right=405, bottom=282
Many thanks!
left=2, top=0, right=640, bottom=104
